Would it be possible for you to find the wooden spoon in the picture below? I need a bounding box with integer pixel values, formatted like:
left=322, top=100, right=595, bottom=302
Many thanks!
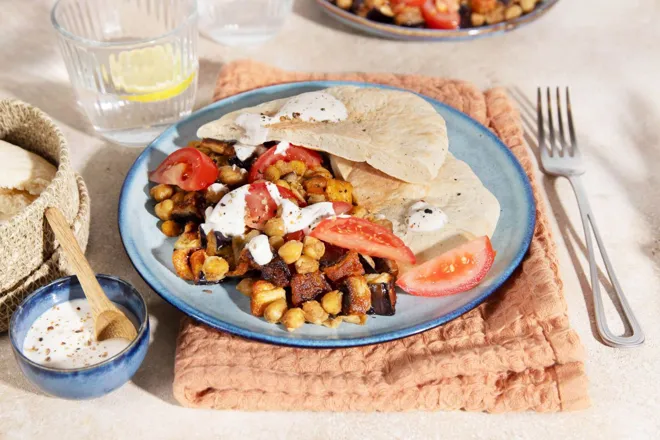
left=45, top=207, right=137, bottom=342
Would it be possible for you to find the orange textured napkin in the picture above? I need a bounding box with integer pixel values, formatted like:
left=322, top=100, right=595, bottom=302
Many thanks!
left=172, top=60, right=589, bottom=412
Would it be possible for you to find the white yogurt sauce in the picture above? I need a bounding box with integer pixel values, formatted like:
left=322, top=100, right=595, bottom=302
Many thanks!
left=201, top=185, right=251, bottom=237
left=233, top=92, right=348, bottom=151
left=22, top=299, right=137, bottom=369
left=406, top=201, right=448, bottom=232
left=233, top=142, right=258, bottom=161
left=281, top=199, right=337, bottom=233
left=246, top=234, right=273, bottom=265
left=272, top=91, right=348, bottom=123
left=274, top=141, right=290, bottom=156
left=206, top=183, right=228, bottom=196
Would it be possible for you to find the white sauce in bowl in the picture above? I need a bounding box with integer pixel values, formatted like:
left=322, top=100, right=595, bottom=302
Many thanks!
left=22, top=299, right=138, bottom=369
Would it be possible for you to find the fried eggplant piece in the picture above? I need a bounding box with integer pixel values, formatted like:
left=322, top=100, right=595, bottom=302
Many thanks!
left=227, top=248, right=256, bottom=277
left=341, top=275, right=371, bottom=315
left=189, top=249, right=208, bottom=284
left=199, top=138, right=235, bottom=155
left=368, top=278, right=397, bottom=316
left=259, top=256, right=291, bottom=287
left=323, top=250, right=365, bottom=282
left=374, top=257, right=399, bottom=279
left=319, top=243, right=347, bottom=270
left=290, top=272, right=332, bottom=307
left=172, top=248, right=197, bottom=281
left=171, top=191, right=204, bottom=221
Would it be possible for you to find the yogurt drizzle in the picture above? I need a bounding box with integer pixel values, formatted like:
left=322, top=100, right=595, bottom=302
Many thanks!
left=406, top=201, right=448, bottom=232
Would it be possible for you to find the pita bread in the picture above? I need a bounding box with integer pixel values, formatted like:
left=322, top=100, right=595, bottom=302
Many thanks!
left=331, top=153, right=500, bottom=273
left=197, top=87, right=448, bottom=184
left=0, top=140, right=56, bottom=223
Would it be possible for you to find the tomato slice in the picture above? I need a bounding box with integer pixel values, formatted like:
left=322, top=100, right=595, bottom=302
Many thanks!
left=149, top=147, right=218, bottom=191
left=396, top=236, right=495, bottom=297
left=248, top=143, right=323, bottom=182
left=421, top=0, right=460, bottom=30
left=245, top=182, right=302, bottom=229
left=311, top=217, right=416, bottom=264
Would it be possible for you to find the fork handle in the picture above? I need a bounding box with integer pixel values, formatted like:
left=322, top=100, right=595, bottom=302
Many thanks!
left=568, top=176, right=645, bottom=347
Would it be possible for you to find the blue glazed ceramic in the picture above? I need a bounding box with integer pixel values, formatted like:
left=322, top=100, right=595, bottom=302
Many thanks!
left=119, top=81, right=535, bottom=348
left=315, top=0, right=560, bottom=42
left=10, top=275, right=149, bottom=399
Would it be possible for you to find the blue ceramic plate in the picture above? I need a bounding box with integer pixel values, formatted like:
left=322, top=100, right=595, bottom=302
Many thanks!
left=315, top=0, right=560, bottom=41
left=119, top=81, right=535, bottom=348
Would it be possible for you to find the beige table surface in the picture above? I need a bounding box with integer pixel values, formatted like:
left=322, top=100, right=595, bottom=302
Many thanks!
left=1, top=0, right=659, bottom=439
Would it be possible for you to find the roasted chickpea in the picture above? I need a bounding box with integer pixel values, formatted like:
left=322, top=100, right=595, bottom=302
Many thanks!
left=202, top=256, right=229, bottom=282
left=520, top=0, right=536, bottom=12
left=504, top=4, right=522, bottom=20
left=263, top=217, right=285, bottom=237
left=264, top=165, right=281, bottom=182
left=278, top=240, right=303, bottom=264
left=236, top=278, right=256, bottom=297
left=320, top=290, right=342, bottom=315
left=289, top=160, right=307, bottom=176
left=275, top=160, right=293, bottom=175
left=295, top=255, right=320, bottom=274
left=302, top=300, right=328, bottom=325
left=218, top=165, right=247, bottom=185
left=303, top=176, right=327, bottom=195
left=268, top=235, right=285, bottom=251
left=303, top=236, right=325, bottom=260
left=471, top=13, right=486, bottom=26
left=308, top=166, right=333, bottom=179
left=154, top=199, right=174, bottom=221
left=160, top=220, right=182, bottom=237
left=264, top=298, right=288, bottom=324
left=281, top=308, right=305, bottom=332
left=350, top=205, right=368, bottom=218
left=150, top=184, right=174, bottom=202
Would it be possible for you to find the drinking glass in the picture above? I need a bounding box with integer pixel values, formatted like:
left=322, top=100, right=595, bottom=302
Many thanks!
left=198, top=0, right=294, bottom=46
left=51, top=0, right=199, bottom=145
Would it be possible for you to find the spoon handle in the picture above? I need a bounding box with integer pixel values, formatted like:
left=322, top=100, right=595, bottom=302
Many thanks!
left=45, top=207, right=118, bottom=318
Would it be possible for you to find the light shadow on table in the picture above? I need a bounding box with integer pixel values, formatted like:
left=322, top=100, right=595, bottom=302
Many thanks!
left=508, top=87, right=638, bottom=342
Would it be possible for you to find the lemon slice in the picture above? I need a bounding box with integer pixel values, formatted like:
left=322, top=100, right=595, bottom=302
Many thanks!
left=105, top=44, right=195, bottom=103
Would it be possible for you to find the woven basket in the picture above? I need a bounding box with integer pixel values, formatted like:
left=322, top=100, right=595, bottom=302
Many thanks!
left=0, top=99, right=91, bottom=332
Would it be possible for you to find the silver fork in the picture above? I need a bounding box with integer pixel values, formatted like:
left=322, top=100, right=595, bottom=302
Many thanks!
left=537, top=87, right=644, bottom=347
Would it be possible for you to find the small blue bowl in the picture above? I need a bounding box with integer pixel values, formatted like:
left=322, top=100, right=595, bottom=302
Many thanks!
left=9, top=274, right=149, bottom=400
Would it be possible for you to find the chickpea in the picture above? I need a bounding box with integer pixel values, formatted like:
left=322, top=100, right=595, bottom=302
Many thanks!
left=202, top=256, right=229, bottom=282
left=218, top=165, right=247, bottom=185
left=160, top=220, right=182, bottom=237
left=302, top=300, right=328, bottom=325
left=520, top=0, right=536, bottom=12
left=264, top=217, right=285, bottom=237
left=281, top=308, right=305, bottom=332
left=264, top=298, right=288, bottom=324
left=289, top=160, right=307, bottom=176
left=278, top=240, right=303, bottom=264
left=295, top=255, right=320, bottom=274
left=236, top=278, right=255, bottom=297
left=264, top=165, right=281, bottom=182
left=150, top=184, right=174, bottom=202
left=349, top=205, right=368, bottom=218
left=303, top=236, right=325, bottom=260
left=275, top=160, right=294, bottom=175
left=154, top=199, right=174, bottom=221
left=471, top=13, right=485, bottom=26
left=268, top=235, right=285, bottom=251
left=504, top=5, right=522, bottom=20
left=321, top=290, right=342, bottom=315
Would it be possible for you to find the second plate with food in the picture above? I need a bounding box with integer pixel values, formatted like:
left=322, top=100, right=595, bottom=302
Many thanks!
left=119, top=81, right=534, bottom=347
left=316, top=0, right=560, bottom=41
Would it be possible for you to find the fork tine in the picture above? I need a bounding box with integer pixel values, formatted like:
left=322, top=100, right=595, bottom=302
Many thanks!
left=546, top=88, right=556, bottom=156
left=556, top=87, right=566, bottom=155
left=566, top=88, right=578, bottom=154
left=536, top=87, right=546, bottom=155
